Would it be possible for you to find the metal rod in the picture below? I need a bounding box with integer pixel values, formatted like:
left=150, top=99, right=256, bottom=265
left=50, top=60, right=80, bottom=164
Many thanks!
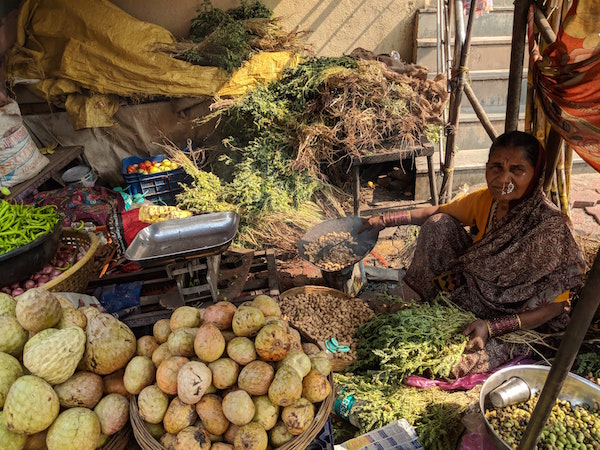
left=517, top=249, right=600, bottom=449
left=437, top=0, right=449, bottom=166
left=505, top=0, right=530, bottom=131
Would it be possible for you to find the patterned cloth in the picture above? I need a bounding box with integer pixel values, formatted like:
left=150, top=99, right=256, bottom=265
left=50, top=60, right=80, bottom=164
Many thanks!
left=403, top=180, right=585, bottom=376
left=28, top=185, right=124, bottom=227
left=530, top=0, right=600, bottom=173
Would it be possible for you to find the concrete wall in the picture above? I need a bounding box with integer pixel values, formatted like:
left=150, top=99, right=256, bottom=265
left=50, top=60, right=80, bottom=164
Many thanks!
left=111, top=0, right=432, bottom=63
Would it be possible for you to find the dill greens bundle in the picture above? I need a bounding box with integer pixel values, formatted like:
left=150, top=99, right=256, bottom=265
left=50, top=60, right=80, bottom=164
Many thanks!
left=348, top=297, right=476, bottom=382
left=185, top=21, right=252, bottom=73
left=334, top=373, right=479, bottom=450
left=176, top=0, right=301, bottom=72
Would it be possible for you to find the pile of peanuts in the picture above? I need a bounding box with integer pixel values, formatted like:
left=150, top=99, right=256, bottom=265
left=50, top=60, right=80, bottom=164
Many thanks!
left=280, top=291, right=375, bottom=362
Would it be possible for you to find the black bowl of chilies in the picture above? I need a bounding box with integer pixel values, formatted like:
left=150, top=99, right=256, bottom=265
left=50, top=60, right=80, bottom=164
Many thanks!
left=0, top=221, right=63, bottom=289
left=0, top=226, right=87, bottom=296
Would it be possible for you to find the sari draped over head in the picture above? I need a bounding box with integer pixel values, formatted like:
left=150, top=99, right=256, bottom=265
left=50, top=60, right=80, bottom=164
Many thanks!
left=403, top=144, right=586, bottom=376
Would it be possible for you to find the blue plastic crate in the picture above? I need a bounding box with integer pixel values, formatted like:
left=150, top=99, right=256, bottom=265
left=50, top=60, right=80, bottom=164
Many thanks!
left=307, top=417, right=334, bottom=450
left=122, top=155, right=191, bottom=205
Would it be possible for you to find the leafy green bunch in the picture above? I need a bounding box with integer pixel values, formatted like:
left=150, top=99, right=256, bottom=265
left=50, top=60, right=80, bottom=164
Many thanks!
left=348, top=297, right=476, bottom=382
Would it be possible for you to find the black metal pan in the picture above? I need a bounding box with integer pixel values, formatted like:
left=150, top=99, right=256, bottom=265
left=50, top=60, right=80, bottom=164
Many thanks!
left=298, top=216, right=379, bottom=272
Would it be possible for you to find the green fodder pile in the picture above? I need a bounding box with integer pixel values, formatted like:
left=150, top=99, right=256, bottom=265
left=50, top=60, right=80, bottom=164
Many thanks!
left=165, top=0, right=309, bottom=72
left=173, top=53, right=447, bottom=251
left=334, top=373, right=479, bottom=450
left=347, top=297, right=476, bottom=383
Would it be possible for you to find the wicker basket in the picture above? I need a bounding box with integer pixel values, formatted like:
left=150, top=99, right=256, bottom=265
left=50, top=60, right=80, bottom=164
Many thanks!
left=280, top=285, right=358, bottom=372
left=42, top=229, right=99, bottom=293
left=102, top=425, right=132, bottom=450
left=130, top=359, right=334, bottom=450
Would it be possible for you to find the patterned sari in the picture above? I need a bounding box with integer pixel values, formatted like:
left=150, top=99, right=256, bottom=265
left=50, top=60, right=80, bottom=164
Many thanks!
left=403, top=178, right=585, bottom=376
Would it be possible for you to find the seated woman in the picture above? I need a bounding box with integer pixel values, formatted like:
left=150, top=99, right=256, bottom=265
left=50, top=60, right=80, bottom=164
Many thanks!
left=361, top=130, right=586, bottom=376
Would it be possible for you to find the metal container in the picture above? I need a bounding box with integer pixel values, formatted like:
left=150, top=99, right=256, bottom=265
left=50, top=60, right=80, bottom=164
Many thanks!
left=480, top=365, right=600, bottom=450
left=125, top=212, right=239, bottom=266
left=298, top=216, right=379, bottom=273
left=487, top=376, right=531, bottom=408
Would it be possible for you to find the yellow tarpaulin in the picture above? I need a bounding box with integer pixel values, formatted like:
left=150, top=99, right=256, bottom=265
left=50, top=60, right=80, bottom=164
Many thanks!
left=7, top=0, right=299, bottom=129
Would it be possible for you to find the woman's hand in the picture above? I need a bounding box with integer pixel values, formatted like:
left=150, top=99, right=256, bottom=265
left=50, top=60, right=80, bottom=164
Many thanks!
left=463, top=319, right=489, bottom=350
left=358, top=215, right=385, bottom=234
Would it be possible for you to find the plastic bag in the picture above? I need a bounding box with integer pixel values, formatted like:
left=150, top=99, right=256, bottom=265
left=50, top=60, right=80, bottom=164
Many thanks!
left=459, top=412, right=498, bottom=450
left=404, top=355, right=537, bottom=391
left=93, top=281, right=141, bottom=316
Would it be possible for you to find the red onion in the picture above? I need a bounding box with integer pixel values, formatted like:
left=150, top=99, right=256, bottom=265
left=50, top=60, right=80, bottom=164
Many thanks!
left=33, top=273, right=41, bottom=281
left=37, top=275, right=50, bottom=286
left=23, top=279, right=36, bottom=290
left=42, top=264, right=54, bottom=275
left=1, top=286, right=11, bottom=294
left=50, top=269, right=63, bottom=279
left=76, top=253, right=84, bottom=262
left=10, top=282, right=20, bottom=290
left=11, top=288, right=24, bottom=296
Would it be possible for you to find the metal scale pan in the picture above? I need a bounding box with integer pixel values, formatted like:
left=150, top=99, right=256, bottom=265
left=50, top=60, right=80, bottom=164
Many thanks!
left=125, top=212, right=239, bottom=307
left=125, top=211, right=239, bottom=267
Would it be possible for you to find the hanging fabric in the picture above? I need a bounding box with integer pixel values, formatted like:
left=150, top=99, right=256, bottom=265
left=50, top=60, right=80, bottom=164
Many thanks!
left=529, top=0, right=600, bottom=173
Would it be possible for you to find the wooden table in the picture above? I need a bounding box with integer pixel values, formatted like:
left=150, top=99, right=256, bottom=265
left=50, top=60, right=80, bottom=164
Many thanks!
left=7, top=145, right=87, bottom=201
left=351, top=136, right=438, bottom=215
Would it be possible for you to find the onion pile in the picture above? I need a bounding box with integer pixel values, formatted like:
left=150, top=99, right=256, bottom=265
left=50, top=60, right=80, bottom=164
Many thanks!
left=1, top=240, right=89, bottom=296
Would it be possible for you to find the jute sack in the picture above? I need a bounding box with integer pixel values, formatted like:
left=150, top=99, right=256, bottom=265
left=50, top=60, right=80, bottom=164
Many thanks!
left=0, top=99, right=49, bottom=188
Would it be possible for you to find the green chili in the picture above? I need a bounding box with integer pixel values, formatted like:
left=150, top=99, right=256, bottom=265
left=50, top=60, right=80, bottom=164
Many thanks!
left=0, top=200, right=60, bottom=255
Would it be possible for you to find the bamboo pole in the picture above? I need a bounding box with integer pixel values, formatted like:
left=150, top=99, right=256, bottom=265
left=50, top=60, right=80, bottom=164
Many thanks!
left=464, top=84, right=498, bottom=141
left=556, top=144, right=569, bottom=215
left=518, top=249, right=600, bottom=449
left=565, top=144, right=573, bottom=201
left=543, top=127, right=563, bottom=195
left=438, top=0, right=477, bottom=203
left=505, top=0, right=529, bottom=132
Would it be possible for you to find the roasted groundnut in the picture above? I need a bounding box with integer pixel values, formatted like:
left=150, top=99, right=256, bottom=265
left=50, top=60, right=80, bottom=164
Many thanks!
left=304, top=231, right=360, bottom=271
left=280, top=293, right=374, bottom=362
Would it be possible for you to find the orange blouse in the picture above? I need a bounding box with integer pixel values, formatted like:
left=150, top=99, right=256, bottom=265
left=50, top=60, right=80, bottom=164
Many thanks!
left=438, top=187, right=494, bottom=244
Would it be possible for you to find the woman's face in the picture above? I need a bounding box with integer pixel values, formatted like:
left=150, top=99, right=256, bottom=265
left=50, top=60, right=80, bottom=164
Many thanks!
left=485, top=146, right=536, bottom=202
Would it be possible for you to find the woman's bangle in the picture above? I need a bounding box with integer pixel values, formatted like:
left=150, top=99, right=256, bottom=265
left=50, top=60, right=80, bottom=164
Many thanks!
left=382, top=210, right=411, bottom=227
left=487, top=314, right=521, bottom=338
left=485, top=320, right=493, bottom=339
left=381, top=215, right=386, bottom=227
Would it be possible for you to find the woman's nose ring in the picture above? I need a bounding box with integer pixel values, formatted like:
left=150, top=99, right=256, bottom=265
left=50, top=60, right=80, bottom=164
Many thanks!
left=501, top=181, right=515, bottom=195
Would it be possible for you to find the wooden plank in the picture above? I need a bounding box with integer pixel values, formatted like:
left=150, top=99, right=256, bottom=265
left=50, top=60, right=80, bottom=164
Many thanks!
left=122, top=309, right=172, bottom=328
left=7, top=146, right=85, bottom=201
left=265, top=249, right=281, bottom=299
